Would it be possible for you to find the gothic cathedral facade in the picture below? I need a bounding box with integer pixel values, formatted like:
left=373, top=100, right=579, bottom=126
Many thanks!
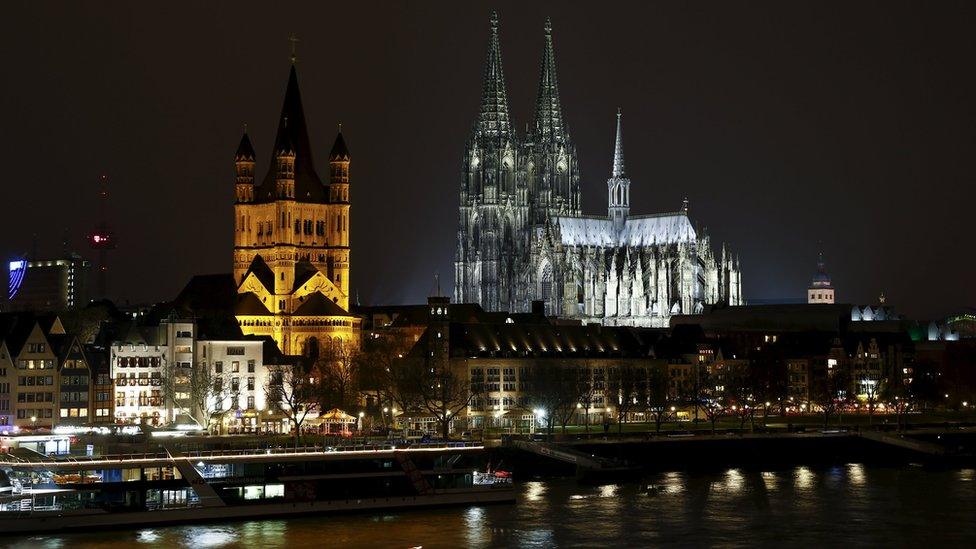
left=454, top=13, right=743, bottom=327
left=232, top=62, right=359, bottom=355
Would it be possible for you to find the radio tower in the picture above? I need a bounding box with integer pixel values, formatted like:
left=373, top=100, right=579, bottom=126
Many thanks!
left=88, top=174, right=117, bottom=300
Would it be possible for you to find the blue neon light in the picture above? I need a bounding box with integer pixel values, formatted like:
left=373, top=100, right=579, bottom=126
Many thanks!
left=8, top=260, right=26, bottom=300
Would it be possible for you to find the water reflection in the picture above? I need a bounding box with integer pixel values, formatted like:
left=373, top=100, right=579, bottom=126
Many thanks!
left=662, top=471, right=685, bottom=495
left=524, top=480, right=546, bottom=502
left=5, top=465, right=976, bottom=548
left=847, top=463, right=866, bottom=487
left=795, top=466, right=814, bottom=490
left=724, top=468, right=745, bottom=495
left=136, top=529, right=160, bottom=544
left=182, top=526, right=237, bottom=548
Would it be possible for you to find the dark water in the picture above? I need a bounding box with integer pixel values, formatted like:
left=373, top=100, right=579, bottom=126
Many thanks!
left=6, top=465, right=976, bottom=548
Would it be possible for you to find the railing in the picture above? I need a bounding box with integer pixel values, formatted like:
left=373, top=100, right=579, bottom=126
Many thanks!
left=1, top=442, right=485, bottom=467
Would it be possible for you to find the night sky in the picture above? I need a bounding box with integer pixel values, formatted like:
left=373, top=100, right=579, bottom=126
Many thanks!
left=2, top=1, right=974, bottom=319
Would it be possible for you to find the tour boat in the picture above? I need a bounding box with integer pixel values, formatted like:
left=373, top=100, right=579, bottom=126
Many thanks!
left=0, top=442, right=514, bottom=534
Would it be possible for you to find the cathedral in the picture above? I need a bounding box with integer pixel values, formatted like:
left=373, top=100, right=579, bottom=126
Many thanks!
left=454, top=13, right=743, bottom=327
left=231, top=58, right=359, bottom=355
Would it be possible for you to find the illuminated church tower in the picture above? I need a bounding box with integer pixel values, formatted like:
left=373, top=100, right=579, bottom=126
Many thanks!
left=232, top=56, right=359, bottom=355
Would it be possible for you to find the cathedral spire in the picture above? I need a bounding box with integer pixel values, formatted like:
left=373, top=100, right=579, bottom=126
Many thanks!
left=612, top=108, right=625, bottom=177
left=477, top=11, right=512, bottom=139
left=532, top=17, right=566, bottom=144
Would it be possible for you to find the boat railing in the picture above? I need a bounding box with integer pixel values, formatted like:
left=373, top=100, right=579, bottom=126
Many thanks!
left=1, top=441, right=485, bottom=467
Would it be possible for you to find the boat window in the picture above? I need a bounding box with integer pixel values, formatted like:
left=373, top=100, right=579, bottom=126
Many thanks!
left=265, top=484, right=285, bottom=499
left=244, top=485, right=264, bottom=500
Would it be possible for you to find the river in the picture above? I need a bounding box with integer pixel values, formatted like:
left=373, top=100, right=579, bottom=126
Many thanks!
left=5, top=465, right=976, bottom=547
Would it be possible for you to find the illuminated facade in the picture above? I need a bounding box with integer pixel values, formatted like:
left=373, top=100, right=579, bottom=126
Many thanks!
left=454, top=14, right=743, bottom=327
left=232, top=61, right=359, bottom=355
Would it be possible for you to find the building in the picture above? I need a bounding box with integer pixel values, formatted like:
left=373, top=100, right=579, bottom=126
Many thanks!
left=454, top=13, right=743, bottom=328
left=111, top=319, right=194, bottom=426
left=196, top=338, right=275, bottom=433
left=0, top=314, right=67, bottom=429
left=807, top=251, right=834, bottom=304
left=6, top=254, right=90, bottom=312
left=51, top=334, right=92, bottom=425
left=85, top=343, right=114, bottom=423
left=232, top=57, right=360, bottom=356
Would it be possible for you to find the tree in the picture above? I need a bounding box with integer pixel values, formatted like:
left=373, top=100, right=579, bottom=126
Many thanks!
left=606, top=365, right=645, bottom=433
left=266, top=362, right=321, bottom=448
left=162, top=363, right=237, bottom=432
left=526, top=361, right=579, bottom=440
left=811, top=363, right=851, bottom=428
left=725, top=363, right=756, bottom=431
left=317, top=344, right=358, bottom=413
left=644, top=366, right=673, bottom=433
left=697, top=364, right=725, bottom=433
left=576, top=367, right=597, bottom=433
left=413, top=358, right=479, bottom=439
left=357, top=332, right=420, bottom=429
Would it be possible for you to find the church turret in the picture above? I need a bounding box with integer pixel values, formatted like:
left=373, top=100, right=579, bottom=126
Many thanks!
left=329, top=127, right=351, bottom=299
left=329, top=127, right=350, bottom=202
left=235, top=129, right=255, bottom=203
left=807, top=250, right=834, bottom=304
left=607, top=109, right=630, bottom=231
left=274, top=126, right=296, bottom=199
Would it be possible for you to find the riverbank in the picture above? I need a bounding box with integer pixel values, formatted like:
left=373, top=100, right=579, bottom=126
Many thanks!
left=498, top=428, right=976, bottom=479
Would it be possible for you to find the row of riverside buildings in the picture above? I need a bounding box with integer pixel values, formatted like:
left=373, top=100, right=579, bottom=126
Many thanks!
left=0, top=305, right=291, bottom=433
left=362, top=297, right=976, bottom=433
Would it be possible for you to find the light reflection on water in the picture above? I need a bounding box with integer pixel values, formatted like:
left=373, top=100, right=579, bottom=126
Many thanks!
left=5, top=465, right=976, bottom=548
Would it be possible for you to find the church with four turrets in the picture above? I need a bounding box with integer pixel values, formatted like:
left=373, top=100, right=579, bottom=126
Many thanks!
left=454, top=13, right=743, bottom=327
left=232, top=59, right=359, bottom=355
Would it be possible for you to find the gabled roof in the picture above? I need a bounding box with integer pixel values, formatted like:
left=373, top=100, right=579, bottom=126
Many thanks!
left=255, top=65, right=328, bottom=203
left=292, top=260, right=321, bottom=292
left=293, top=292, right=348, bottom=316
left=242, top=255, right=275, bottom=294
left=556, top=212, right=696, bottom=248
left=0, top=312, right=38, bottom=356
left=235, top=293, right=272, bottom=316
left=410, top=321, right=660, bottom=360
left=173, top=274, right=238, bottom=314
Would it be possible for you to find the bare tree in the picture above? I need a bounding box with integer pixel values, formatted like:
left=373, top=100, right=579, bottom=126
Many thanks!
left=607, top=365, right=646, bottom=434
left=526, top=361, right=579, bottom=440
left=576, top=366, right=596, bottom=433
left=645, top=365, right=674, bottom=433
left=265, top=362, right=321, bottom=448
left=317, top=344, right=358, bottom=412
left=413, top=358, right=479, bottom=439
left=812, top=363, right=851, bottom=428
left=162, top=363, right=236, bottom=432
left=357, top=332, right=417, bottom=428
